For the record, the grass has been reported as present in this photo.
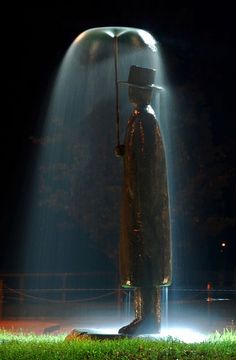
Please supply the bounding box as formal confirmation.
[0,329,235,359]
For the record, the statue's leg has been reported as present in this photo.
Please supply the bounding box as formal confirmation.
[118,286,161,335]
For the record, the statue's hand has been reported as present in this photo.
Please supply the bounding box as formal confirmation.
[114,144,125,157]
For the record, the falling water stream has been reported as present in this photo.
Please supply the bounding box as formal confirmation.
[162,286,169,330]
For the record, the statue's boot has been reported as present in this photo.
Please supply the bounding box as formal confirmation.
[118,287,161,335]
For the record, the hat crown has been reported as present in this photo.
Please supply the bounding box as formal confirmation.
[128,65,156,88]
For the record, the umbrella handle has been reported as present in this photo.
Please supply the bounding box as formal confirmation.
[114,36,120,147]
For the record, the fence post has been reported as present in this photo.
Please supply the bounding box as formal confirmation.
[206,282,212,303]
[0,280,3,320]
[19,275,24,304]
[206,282,212,326]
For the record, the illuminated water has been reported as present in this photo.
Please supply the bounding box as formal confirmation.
[17,27,175,330]
[162,286,169,329]
[21,27,172,274]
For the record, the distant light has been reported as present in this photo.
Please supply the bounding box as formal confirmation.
[221,242,226,247]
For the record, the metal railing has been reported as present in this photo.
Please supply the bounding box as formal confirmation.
[0,273,236,331]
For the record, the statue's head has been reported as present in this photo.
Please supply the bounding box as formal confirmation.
[120,65,160,105]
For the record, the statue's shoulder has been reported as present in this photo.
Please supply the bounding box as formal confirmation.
[144,111,158,125]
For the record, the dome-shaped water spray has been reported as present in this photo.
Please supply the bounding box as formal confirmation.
[23,27,171,335]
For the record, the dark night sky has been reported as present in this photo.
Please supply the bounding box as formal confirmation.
[1,4,235,278]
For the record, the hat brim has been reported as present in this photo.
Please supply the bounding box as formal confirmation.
[119,80,162,90]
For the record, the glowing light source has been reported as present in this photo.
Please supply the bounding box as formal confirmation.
[159,327,208,343]
[86,327,119,335]
[79,326,208,343]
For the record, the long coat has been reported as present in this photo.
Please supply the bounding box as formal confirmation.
[120,104,171,287]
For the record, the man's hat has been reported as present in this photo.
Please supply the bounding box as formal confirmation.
[119,65,162,90]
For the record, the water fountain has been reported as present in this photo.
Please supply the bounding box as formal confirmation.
[23,26,173,338]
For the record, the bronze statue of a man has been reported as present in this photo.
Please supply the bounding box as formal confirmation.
[115,65,171,335]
